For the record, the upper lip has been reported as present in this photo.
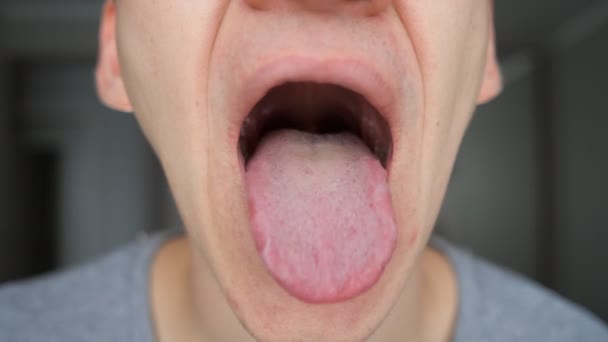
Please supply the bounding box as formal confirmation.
[234,55,398,165]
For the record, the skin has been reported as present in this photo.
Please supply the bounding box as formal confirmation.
[96,0,502,341]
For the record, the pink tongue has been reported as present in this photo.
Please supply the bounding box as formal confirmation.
[246,129,397,303]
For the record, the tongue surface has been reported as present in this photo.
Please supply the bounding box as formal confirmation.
[245,129,397,303]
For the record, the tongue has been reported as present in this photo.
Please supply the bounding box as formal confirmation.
[245,129,397,303]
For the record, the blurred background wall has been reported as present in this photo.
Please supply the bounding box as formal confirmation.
[0,0,606,323]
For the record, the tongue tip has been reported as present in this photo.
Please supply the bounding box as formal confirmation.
[253,218,397,304]
[282,255,394,304]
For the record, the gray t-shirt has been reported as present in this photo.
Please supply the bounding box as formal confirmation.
[1,231,607,341]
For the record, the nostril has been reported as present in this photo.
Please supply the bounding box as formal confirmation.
[244,0,272,11]
[244,0,390,16]
[346,0,390,17]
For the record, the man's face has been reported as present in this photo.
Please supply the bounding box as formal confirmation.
[97,0,500,340]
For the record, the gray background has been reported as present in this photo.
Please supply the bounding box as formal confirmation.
[0,0,606,323]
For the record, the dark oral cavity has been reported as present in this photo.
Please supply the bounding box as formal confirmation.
[241,83,397,303]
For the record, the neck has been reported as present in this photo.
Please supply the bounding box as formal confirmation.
[369,248,457,342]
[151,236,457,342]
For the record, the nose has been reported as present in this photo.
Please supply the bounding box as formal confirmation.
[245,0,390,16]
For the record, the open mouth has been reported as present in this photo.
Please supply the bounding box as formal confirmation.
[240,81,398,304]
[239,82,392,168]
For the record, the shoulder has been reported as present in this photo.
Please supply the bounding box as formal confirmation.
[433,238,608,342]
[472,258,608,342]
[0,233,165,342]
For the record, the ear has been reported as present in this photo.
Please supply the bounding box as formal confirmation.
[477,6,503,104]
[95,0,133,112]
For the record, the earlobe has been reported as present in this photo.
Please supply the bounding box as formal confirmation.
[477,9,503,105]
[95,0,133,113]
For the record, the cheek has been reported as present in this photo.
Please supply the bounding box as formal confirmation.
[115,0,228,132]
[115,1,231,186]
[393,0,490,226]
[114,7,238,262]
